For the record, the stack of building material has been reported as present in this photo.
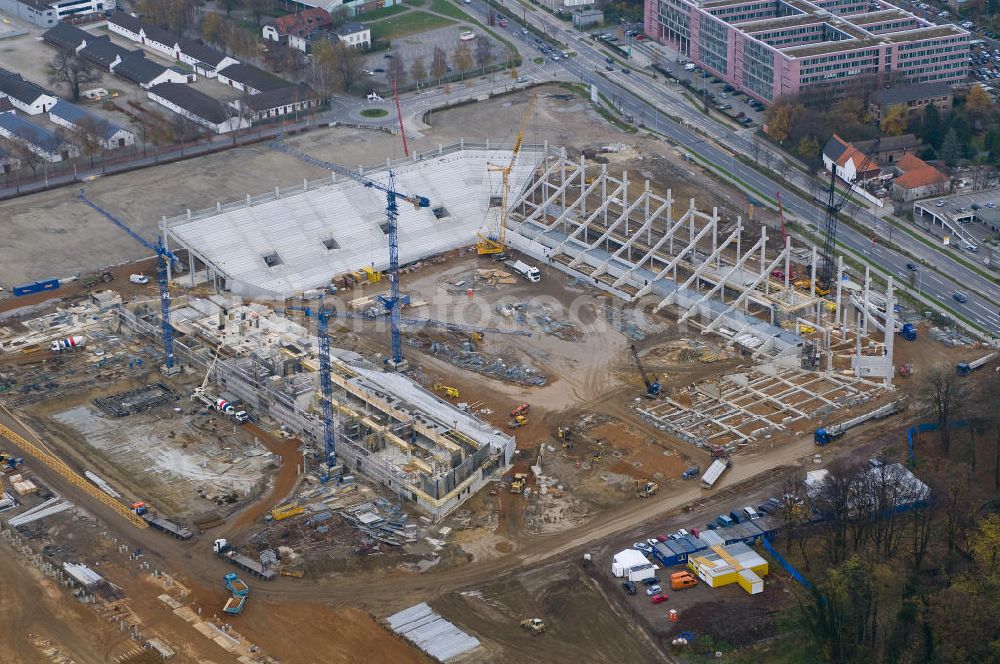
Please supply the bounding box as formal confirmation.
[12,479,37,495]
[386,602,481,661]
[8,497,72,526]
[62,562,103,587]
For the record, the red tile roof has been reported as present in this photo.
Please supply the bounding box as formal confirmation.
[273,8,333,37]
[894,154,948,190]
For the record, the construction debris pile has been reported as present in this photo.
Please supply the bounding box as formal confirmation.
[422,339,548,386]
[495,302,581,341]
[343,499,418,551]
[94,383,178,417]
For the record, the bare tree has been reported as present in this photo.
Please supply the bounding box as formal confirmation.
[431,46,448,84]
[474,38,494,75]
[452,42,473,80]
[47,51,98,102]
[387,52,406,86]
[74,115,110,166]
[246,0,270,26]
[917,363,970,455]
[410,56,427,90]
[12,142,44,179]
[331,41,363,92]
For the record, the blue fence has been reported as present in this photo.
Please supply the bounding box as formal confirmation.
[761,537,813,590]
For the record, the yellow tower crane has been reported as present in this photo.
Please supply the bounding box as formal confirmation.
[477,94,536,255]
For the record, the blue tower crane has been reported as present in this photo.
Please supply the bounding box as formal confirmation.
[270,141,429,370]
[287,300,338,476]
[77,189,179,372]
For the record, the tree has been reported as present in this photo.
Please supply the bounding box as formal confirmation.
[474,38,493,74]
[247,0,270,26]
[452,42,473,80]
[387,52,406,86]
[431,46,448,83]
[219,0,240,16]
[12,141,44,179]
[880,104,909,136]
[202,13,223,45]
[917,363,969,454]
[922,103,944,149]
[74,115,109,167]
[965,84,994,128]
[940,128,963,168]
[310,39,338,97]
[332,41,363,92]
[410,56,427,89]
[46,51,98,103]
[766,102,803,145]
[796,135,819,159]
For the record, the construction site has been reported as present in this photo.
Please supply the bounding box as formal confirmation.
[0,87,990,663]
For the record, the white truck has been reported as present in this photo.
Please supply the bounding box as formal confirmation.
[700,458,730,489]
[510,260,541,283]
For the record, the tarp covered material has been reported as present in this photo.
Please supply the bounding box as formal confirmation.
[164,146,544,298]
[387,602,480,662]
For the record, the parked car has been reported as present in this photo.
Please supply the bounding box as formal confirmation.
[623,580,637,595]
[642,576,661,586]
[129,274,149,284]
[645,585,662,595]
[633,542,653,553]
[650,594,668,604]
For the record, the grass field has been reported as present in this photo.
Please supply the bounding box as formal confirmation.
[370,11,455,40]
[429,0,471,20]
[361,3,412,20]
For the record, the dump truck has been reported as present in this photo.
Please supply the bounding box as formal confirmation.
[957,351,998,377]
[213,539,276,580]
[700,458,730,489]
[510,260,541,283]
[223,595,247,615]
[224,572,249,597]
[814,401,901,445]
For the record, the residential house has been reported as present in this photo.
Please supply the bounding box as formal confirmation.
[176,39,239,78]
[147,83,250,134]
[231,82,322,121]
[0,0,111,28]
[822,134,881,184]
[113,51,193,90]
[0,112,79,162]
[216,63,290,95]
[41,22,91,52]
[0,73,59,115]
[869,82,954,123]
[263,7,334,52]
[334,22,370,49]
[78,36,134,71]
[48,100,135,149]
[891,153,949,201]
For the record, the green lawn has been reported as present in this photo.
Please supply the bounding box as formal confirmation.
[429,0,471,20]
[361,108,390,117]
[371,11,455,40]
[358,3,411,20]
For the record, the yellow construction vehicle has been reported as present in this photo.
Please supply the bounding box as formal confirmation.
[469,331,484,343]
[520,618,546,635]
[636,480,659,497]
[477,95,536,255]
[433,383,460,399]
[793,279,831,297]
[510,473,528,493]
[509,415,528,428]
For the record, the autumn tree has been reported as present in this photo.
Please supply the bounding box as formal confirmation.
[46,51,98,102]
[431,46,448,83]
[965,84,994,129]
[410,56,427,89]
[310,39,338,97]
[765,101,804,145]
[201,12,223,45]
[311,39,363,94]
[474,37,493,74]
[880,104,909,136]
[332,41,364,92]
[387,52,406,86]
[452,42,473,80]
[796,135,819,159]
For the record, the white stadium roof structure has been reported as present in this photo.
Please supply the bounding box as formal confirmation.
[162,143,548,299]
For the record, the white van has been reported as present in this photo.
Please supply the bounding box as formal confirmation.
[743,506,761,520]
[684,63,696,71]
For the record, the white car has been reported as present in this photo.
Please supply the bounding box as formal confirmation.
[367,92,384,102]
[129,274,149,284]
[645,584,662,595]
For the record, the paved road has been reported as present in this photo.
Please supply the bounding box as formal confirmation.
[468,0,1000,336]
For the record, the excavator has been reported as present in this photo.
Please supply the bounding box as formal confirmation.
[433,383,460,399]
[508,403,530,428]
[630,344,661,399]
[477,95,536,255]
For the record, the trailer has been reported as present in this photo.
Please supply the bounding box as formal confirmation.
[213,539,276,580]
[957,351,998,377]
[700,458,730,489]
[12,278,60,297]
[142,512,193,539]
[814,401,901,446]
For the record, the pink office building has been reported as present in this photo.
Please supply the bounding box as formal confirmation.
[644,0,969,102]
